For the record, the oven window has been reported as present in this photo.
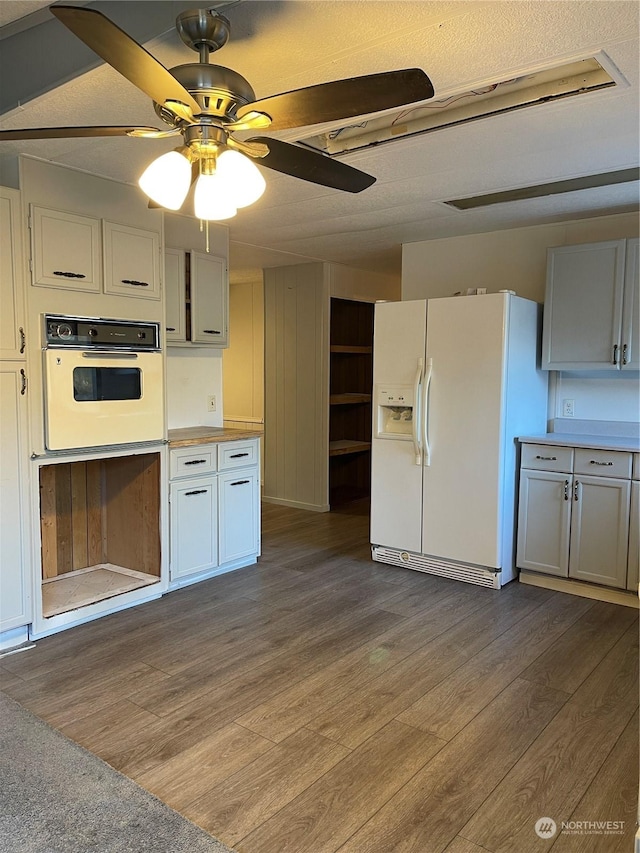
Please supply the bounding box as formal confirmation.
[73,367,142,401]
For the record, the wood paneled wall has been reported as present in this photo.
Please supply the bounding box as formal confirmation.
[39,454,160,579]
[264,264,329,512]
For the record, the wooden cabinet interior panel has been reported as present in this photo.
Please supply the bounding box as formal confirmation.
[39,454,160,580]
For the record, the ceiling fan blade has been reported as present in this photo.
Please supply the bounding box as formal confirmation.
[0,126,163,141]
[238,69,434,131]
[247,137,375,193]
[51,5,202,114]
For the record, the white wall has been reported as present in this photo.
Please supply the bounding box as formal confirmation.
[402,212,640,428]
[223,274,264,423]
[166,348,223,429]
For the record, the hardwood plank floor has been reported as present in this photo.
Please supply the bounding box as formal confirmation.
[1,499,637,853]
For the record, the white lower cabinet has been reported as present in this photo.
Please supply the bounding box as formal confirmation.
[170,477,218,581]
[517,444,633,591]
[628,480,639,592]
[169,438,260,586]
[219,468,260,564]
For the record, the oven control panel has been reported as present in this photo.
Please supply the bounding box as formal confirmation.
[44,314,160,350]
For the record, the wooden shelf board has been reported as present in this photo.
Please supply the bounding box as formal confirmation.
[329,440,372,457]
[330,345,372,354]
[329,393,372,405]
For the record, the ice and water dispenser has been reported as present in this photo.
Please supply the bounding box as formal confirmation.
[374,386,416,439]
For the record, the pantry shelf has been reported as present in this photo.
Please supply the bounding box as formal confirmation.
[330,393,372,405]
[329,439,372,457]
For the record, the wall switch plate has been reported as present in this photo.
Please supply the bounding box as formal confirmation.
[562,398,575,417]
[207,395,216,412]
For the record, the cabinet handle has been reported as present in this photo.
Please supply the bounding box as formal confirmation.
[563,479,570,501]
[19,327,25,354]
[612,344,618,365]
[622,344,628,365]
[184,459,207,465]
[573,480,580,501]
[230,479,250,486]
[121,279,149,287]
[185,489,208,496]
[202,329,221,335]
[535,455,557,461]
[230,452,249,458]
[20,369,26,395]
[53,270,86,279]
[166,327,176,332]
[590,460,613,466]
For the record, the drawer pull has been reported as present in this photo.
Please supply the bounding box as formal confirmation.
[622,344,628,365]
[121,279,149,287]
[185,489,208,496]
[590,460,614,466]
[573,480,580,501]
[184,459,207,465]
[19,327,25,354]
[202,329,221,335]
[230,452,249,458]
[563,479,570,501]
[53,270,86,279]
[230,479,250,486]
[20,369,27,395]
[535,455,557,461]
[166,326,176,332]
[612,344,618,365]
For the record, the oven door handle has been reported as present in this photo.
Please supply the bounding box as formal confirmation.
[81,352,139,359]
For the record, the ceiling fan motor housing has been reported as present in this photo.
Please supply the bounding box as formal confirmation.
[154,63,256,125]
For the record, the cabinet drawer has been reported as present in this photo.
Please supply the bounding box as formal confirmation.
[218,440,258,471]
[574,448,632,479]
[521,444,573,473]
[170,446,217,478]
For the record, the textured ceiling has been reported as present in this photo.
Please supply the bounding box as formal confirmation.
[1,1,638,276]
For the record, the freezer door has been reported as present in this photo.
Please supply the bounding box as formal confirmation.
[370,300,426,551]
[421,294,508,568]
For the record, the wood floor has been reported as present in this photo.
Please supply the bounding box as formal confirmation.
[2,500,638,853]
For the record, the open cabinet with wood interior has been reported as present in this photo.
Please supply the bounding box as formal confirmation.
[329,298,374,507]
[39,453,161,618]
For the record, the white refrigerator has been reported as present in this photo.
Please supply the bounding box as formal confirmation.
[370,293,548,588]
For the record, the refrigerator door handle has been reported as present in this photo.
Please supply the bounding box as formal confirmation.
[422,357,433,466]
[412,358,423,465]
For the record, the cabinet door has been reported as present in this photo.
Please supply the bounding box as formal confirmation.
[30,205,101,292]
[218,468,259,564]
[0,365,31,631]
[627,481,639,592]
[165,248,186,342]
[569,475,630,589]
[190,251,228,346]
[542,241,626,370]
[103,221,161,300]
[170,477,218,580]
[621,238,639,370]
[516,469,571,577]
[0,188,26,359]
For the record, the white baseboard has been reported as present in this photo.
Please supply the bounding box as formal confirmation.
[262,495,330,513]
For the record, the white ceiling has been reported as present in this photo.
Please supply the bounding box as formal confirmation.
[1,1,638,276]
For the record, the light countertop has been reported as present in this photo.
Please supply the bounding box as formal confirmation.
[519,434,640,453]
[168,426,263,447]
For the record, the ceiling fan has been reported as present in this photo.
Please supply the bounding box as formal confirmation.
[0,5,435,218]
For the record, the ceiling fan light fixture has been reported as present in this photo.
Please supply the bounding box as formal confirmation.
[216,149,266,208]
[138,149,192,210]
[194,172,237,220]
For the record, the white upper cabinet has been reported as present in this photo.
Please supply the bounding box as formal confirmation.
[30,205,101,293]
[0,188,26,359]
[164,248,187,342]
[542,239,638,370]
[103,220,160,300]
[190,251,228,346]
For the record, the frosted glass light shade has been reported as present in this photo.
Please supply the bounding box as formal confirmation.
[138,151,191,210]
[194,173,237,220]
[216,149,266,208]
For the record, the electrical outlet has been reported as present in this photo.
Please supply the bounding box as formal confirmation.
[562,398,575,417]
[207,395,216,412]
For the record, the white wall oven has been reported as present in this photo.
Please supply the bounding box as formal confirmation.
[43,314,164,451]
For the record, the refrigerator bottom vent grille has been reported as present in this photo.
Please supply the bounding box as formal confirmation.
[372,547,501,589]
